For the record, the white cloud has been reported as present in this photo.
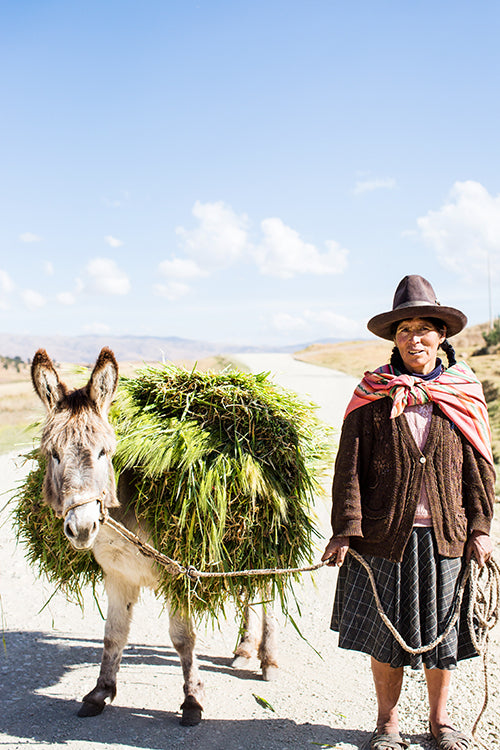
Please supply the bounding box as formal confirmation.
[22,289,46,310]
[44,261,54,276]
[158,257,207,280]
[353,178,396,195]
[0,270,14,310]
[176,200,249,268]
[174,199,349,282]
[416,181,500,279]
[254,218,349,278]
[271,308,364,339]
[19,232,42,243]
[101,190,130,208]
[82,322,111,334]
[271,312,308,333]
[154,257,207,299]
[0,270,14,294]
[105,235,124,248]
[154,281,191,301]
[304,309,365,338]
[57,292,76,305]
[85,257,131,295]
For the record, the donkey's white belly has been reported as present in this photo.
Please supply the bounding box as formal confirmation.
[92,525,160,590]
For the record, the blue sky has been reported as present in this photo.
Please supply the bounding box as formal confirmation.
[1,1,500,347]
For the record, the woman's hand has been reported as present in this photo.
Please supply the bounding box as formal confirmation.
[465,530,493,567]
[322,535,349,567]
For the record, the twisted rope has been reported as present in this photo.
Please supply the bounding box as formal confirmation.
[101,511,191,577]
[99,506,330,578]
[467,557,500,748]
[96,505,499,747]
[347,548,470,656]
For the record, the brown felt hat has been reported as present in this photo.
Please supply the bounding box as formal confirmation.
[367,275,467,341]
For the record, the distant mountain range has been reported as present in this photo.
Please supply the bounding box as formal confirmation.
[5,327,483,365]
[0,333,331,364]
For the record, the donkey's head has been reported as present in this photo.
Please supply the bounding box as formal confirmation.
[31,347,119,549]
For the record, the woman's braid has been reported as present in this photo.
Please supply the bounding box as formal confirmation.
[390,346,406,372]
[440,339,457,367]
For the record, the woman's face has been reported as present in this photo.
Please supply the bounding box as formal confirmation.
[394,317,446,375]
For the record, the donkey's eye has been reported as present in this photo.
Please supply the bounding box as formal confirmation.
[51,449,60,463]
[98,448,106,459]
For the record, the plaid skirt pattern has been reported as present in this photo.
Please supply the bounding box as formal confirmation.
[331,527,478,670]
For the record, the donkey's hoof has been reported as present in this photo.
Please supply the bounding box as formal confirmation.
[77,700,105,717]
[232,654,253,669]
[78,684,115,717]
[180,695,203,726]
[261,664,279,682]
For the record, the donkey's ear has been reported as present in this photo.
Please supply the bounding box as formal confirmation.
[87,348,119,416]
[31,349,66,412]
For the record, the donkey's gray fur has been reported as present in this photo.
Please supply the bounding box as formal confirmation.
[31,347,278,724]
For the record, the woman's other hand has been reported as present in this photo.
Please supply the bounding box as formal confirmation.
[322,535,350,567]
[465,530,493,567]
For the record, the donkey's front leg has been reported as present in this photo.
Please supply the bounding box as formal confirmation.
[78,576,139,717]
[168,609,204,726]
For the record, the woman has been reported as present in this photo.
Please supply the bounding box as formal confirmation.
[322,275,495,750]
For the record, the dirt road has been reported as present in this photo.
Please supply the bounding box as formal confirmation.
[0,354,498,750]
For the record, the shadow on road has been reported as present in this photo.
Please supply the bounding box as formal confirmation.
[0,629,368,749]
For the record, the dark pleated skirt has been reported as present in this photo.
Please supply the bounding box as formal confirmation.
[331,527,478,670]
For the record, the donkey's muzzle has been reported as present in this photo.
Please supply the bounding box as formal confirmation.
[63,497,102,549]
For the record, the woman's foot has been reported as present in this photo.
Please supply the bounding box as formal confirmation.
[429,723,470,749]
[370,658,405,747]
[369,730,409,749]
[425,667,468,748]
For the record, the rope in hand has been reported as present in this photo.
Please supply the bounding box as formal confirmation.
[99,505,331,578]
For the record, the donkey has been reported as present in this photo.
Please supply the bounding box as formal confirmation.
[31,347,278,724]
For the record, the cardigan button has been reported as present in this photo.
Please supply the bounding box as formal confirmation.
[419,456,426,464]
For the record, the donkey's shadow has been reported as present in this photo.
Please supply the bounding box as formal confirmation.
[0,629,368,749]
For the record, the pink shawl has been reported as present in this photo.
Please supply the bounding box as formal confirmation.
[344,361,493,464]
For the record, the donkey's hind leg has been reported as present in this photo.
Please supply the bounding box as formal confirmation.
[259,600,279,681]
[78,576,139,717]
[232,600,261,668]
[168,609,204,726]
[232,586,278,681]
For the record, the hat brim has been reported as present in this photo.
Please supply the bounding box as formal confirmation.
[367,304,467,341]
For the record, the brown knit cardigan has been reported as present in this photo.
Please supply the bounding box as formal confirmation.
[331,398,495,562]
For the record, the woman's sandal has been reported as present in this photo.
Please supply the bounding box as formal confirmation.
[429,725,470,750]
[369,731,410,749]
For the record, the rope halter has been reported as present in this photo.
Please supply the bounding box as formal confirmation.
[62,489,107,521]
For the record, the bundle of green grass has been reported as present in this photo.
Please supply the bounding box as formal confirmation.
[14,365,333,619]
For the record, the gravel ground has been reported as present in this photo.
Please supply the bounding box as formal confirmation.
[0,353,498,750]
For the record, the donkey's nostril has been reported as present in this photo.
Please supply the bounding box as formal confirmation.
[65,524,75,538]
